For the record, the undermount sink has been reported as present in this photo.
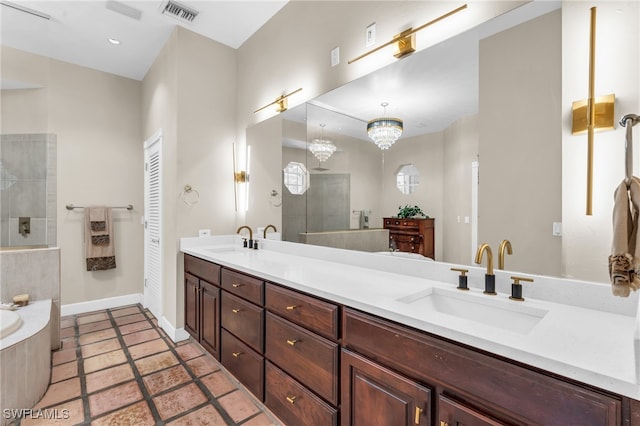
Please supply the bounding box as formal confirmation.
[202,246,249,254]
[396,287,548,334]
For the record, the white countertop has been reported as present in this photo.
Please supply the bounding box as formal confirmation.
[181,235,640,400]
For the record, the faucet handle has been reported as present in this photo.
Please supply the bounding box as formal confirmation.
[509,276,534,301]
[450,268,469,291]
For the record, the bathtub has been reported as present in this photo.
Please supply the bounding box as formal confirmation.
[0,310,22,339]
[0,300,52,426]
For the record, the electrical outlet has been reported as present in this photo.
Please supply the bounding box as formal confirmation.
[198,229,211,237]
[331,47,340,67]
[366,23,376,47]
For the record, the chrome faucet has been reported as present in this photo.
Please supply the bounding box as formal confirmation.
[236,225,254,248]
[475,243,496,295]
[498,239,512,270]
[263,224,277,239]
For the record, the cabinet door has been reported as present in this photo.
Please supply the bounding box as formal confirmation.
[184,273,199,339]
[439,395,507,426]
[200,281,220,360]
[341,349,431,426]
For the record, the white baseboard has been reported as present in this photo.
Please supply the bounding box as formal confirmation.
[61,293,143,316]
[160,315,190,343]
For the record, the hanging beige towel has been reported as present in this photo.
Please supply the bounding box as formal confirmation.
[609,177,640,297]
[85,206,116,271]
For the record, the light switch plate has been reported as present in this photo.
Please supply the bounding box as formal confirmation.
[552,222,562,236]
[366,23,376,47]
[331,47,340,67]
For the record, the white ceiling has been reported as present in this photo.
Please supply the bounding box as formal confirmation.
[0,0,288,82]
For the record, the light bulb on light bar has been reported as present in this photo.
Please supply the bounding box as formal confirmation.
[108,38,121,45]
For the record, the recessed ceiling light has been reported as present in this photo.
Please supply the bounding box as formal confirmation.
[108,38,121,45]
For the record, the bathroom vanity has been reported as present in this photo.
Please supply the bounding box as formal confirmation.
[181,236,640,425]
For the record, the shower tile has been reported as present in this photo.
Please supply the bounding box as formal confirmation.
[9,180,47,217]
[128,338,170,360]
[85,363,135,394]
[152,382,207,420]
[91,400,155,426]
[218,390,261,423]
[134,351,179,376]
[84,349,127,374]
[51,360,78,383]
[89,380,143,417]
[167,404,226,425]
[142,365,192,396]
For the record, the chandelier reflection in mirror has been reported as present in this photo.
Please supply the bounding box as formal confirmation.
[367,102,403,150]
[308,123,336,162]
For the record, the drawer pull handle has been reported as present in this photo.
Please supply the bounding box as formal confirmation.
[286,339,299,346]
[285,305,297,310]
[232,351,242,358]
[286,396,297,404]
[232,308,242,314]
[415,407,423,424]
[439,422,448,426]
[232,283,243,288]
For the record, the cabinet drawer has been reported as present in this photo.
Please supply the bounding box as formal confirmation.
[184,254,220,285]
[265,312,339,405]
[265,361,337,426]
[265,283,339,341]
[221,291,264,353]
[439,394,507,426]
[391,234,421,243]
[221,329,264,401]
[343,308,621,425]
[221,268,264,305]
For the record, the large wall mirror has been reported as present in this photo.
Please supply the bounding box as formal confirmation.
[247,0,639,284]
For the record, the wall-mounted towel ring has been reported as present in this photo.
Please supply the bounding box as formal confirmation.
[181,185,200,206]
[269,189,282,207]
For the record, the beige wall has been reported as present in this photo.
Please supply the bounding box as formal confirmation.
[141,27,236,330]
[1,46,143,305]
[479,9,562,276]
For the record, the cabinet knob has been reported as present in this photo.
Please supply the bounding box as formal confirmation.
[286,396,297,404]
[232,308,242,314]
[232,283,243,288]
[285,305,297,311]
[286,339,299,346]
[232,351,242,358]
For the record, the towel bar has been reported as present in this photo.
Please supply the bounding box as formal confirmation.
[66,204,133,211]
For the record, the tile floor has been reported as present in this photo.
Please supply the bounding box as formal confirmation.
[12,304,284,425]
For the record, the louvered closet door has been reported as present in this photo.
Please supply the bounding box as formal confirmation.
[144,130,163,322]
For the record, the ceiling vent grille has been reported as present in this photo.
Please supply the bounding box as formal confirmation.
[161,1,198,23]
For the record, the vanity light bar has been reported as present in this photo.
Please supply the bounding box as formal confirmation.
[348,4,467,64]
[253,88,303,114]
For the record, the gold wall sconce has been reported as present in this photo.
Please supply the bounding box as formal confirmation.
[233,143,251,212]
[571,7,615,215]
[253,88,303,114]
[348,4,467,64]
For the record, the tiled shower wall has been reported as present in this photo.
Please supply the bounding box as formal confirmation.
[0,133,57,247]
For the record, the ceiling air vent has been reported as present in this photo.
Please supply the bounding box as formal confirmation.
[161,0,199,23]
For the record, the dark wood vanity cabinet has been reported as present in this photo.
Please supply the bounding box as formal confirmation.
[342,307,623,426]
[341,349,432,426]
[384,217,435,258]
[219,267,265,401]
[184,255,221,360]
[264,283,340,425]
